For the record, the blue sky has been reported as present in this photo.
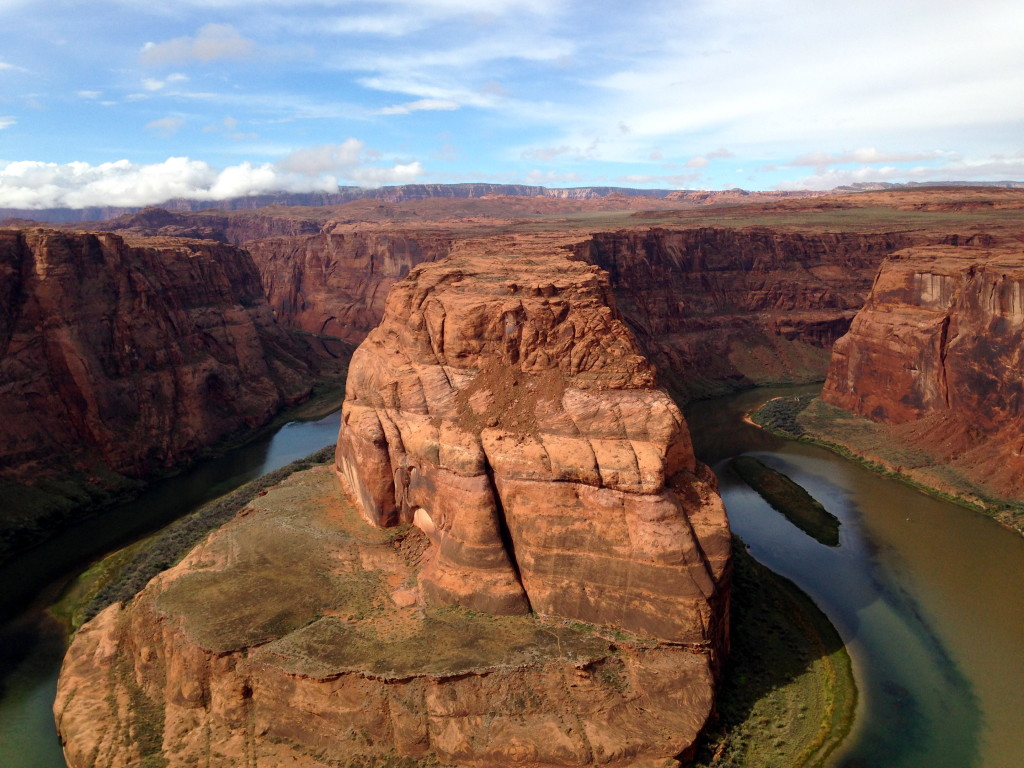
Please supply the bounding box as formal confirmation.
[1,0,1022,208]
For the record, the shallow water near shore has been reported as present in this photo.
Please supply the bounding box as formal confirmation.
[686,385,1024,768]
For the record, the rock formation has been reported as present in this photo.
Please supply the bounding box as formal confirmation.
[247,227,453,342]
[0,228,314,559]
[56,248,731,767]
[336,246,731,647]
[822,245,1024,500]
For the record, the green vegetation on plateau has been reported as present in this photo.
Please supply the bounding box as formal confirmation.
[731,455,841,546]
[694,541,856,768]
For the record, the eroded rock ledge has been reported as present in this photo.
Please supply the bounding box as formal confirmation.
[56,250,730,767]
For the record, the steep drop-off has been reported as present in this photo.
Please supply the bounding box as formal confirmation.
[247,226,453,342]
[0,228,315,558]
[573,228,913,399]
[821,245,1024,503]
[56,248,730,767]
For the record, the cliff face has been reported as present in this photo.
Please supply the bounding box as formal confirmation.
[0,229,314,554]
[56,248,730,768]
[247,226,453,342]
[574,227,913,399]
[822,245,1024,499]
[336,247,731,647]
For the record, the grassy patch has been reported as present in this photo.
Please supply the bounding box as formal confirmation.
[53,446,336,633]
[731,456,841,547]
[693,540,856,768]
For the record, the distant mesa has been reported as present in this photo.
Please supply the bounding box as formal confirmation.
[55,247,732,767]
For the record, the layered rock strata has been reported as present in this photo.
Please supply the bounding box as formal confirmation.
[247,227,453,342]
[574,227,914,399]
[0,229,313,556]
[822,245,1024,500]
[336,248,731,648]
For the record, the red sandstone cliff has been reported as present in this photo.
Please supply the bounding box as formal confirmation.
[574,228,914,399]
[336,244,731,648]
[246,225,453,342]
[822,245,1024,500]
[0,228,315,557]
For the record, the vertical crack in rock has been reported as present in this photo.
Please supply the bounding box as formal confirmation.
[481,452,533,614]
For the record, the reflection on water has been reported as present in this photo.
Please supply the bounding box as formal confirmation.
[687,387,1024,768]
[0,410,341,768]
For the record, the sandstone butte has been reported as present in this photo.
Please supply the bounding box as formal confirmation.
[0,228,315,559]
[822,244,1024,501]
[55,247,732,768]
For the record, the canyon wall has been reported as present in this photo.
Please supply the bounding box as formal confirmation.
[246,226,454,342]
[574,227,913,399]
[0,228,315,557]
[822,245,1024,500]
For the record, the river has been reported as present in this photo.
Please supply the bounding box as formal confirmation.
[686,385,1024,768]
[2,387,1022,767]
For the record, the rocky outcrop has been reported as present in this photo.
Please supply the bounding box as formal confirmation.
[822,245,1024,500]
[0,228,314,557]
[337,247,731,649]
[574,227,914,399]
[56,248,730,767]
[56,466,718,768]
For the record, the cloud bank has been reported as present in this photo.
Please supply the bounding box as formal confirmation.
[0,141,424,209]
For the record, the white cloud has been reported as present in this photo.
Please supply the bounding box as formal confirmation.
[146,116,185,137]
[140,24,255,65]
[0,116,15,129]
[525,169,581,184]
[788,147,953,168]
[0,143,425,208]
[376,98,460,115]
[77,90,102,99]
[776,154,1024,190]
[276,139,373,175]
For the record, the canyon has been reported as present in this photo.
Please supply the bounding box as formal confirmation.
[55,246,731,767]
[0,184,1020,767]
[0,228,321,561]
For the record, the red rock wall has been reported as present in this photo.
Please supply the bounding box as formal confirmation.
[574,227,914,399]
[335,248,731,651]
[246,226,453,343]
[0,228,313,494]
[822,245,1024,498]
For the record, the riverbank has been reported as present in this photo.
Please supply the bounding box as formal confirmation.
[0,334,351,569]
[693,541,856,768]
[753,394,1024,536]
